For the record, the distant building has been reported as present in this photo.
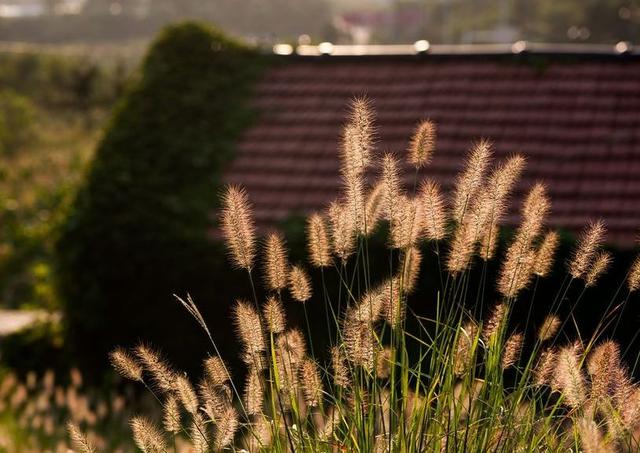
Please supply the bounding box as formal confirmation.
[0,0,86,17]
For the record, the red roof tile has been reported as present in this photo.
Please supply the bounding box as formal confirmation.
[223,56,640,246]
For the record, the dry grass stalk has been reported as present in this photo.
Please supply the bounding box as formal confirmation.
[109,347,143,382]
[569,220,606,279]
[585,251,612,287]
[67,422,96,453]
[264,232,289,291]
[263,296,286,334]
[533,231,560,277]
[418,180,447,241]
[538,315,561,342]
[130,416,168,453]
[408,119,436,168]
[502,332,524,369]
[307,213,332,267]
[452,139,492,223]
[220,185,256,270]
[289,264,312,303]
[234,300,266,358]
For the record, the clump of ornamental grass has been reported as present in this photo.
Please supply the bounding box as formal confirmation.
[84,98,640,452]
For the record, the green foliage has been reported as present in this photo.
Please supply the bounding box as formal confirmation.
[55,22,269,377]
[0,90,36,155]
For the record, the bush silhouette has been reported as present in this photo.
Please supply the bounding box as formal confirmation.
[55,22,268,377]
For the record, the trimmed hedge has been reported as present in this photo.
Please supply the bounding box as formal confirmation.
[55,22,269,376]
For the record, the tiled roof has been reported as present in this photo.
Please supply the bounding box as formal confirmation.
[223,54,640,246]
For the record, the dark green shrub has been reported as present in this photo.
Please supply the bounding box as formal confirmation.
[0,90,36,154]
[55,22,268,377]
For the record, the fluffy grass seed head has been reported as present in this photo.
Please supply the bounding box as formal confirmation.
[381,153,402,221]
[135,344,177,393]
[518,182,550,244]
[401,247,422,294]
[331,346,350,388]
[538,314,561,341]
[307,213,332,267]
[585,251,612,287]
[109,347,143,382]
[587,340,628,400]
[67,422,96,453]
[390,196,423,250]
[220,185,256,271]
[569,220,606,279]
[203,356,230,387]
[476,155,525,260]
[289,264,312,303]
[533,347,557,387]
[482,303,507,343]
[372,348,391,380]
[162,395,181,434]
[214,406,239,449]
[191,413,209,453]
[628,256,640,292]
[379,277,405,327]
[131,416,168,453]
[447,220,476,274]
[578,417,612,453]
[328,201,356,262]
[552,343,587,408]
[263,296,286,334]
[300,358,323,407]
[533,231,560,277]
[452,139,492,223]
[502,332,524,369]
[234,299,266,357]
[340,97,374,177]
[408,119,436,168]
[344,320,377,372]
[453,322,478,377]
[244,367,264,415]
[419,180,447,241]
[264,232,289,291]
[174,375,198,415]
[365,182,384,233]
